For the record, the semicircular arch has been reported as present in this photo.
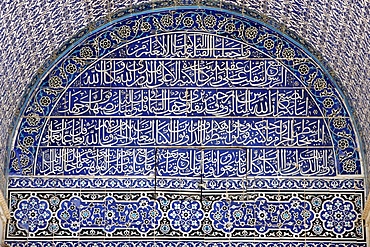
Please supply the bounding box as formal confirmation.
[5,5,365,247]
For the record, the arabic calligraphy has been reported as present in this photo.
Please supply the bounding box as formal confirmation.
[76,59,285,88]
[41,118,329,147]
[36,148,335,176]
[121,33,253,58]
[55,88,318,117]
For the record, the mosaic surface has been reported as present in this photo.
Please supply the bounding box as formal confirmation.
[4,4,367,247]
[0,0,369,198]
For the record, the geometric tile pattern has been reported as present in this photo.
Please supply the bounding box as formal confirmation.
[7,192,363,239]
[1,2,368,247]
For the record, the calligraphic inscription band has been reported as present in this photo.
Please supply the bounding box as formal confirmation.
[6,6,365,247]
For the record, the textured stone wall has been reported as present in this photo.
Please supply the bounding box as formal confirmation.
[0,0,369,192]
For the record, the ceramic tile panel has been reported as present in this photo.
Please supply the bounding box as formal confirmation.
[0,0,369,188]
[4,5,366,246]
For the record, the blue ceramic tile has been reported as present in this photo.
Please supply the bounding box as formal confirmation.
[4,4,366,247]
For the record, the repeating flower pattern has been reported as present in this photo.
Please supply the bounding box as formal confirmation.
[204,15,216,28]
[168,200,204,233]
[100,38,111,49]
[117,25,131,38]
[48,76,63,88]
[80,47,93,58]
[10,192,363,241]
[320,198,357,234]
[313,78,326,91]
[343,160,357,173]
[57,197,162,233]
[282,48,295,59]
[333,118,347,129]
[264,39,274,50]
[65,64,77,74]
[14,196,52,232]
[210,197,313,234]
